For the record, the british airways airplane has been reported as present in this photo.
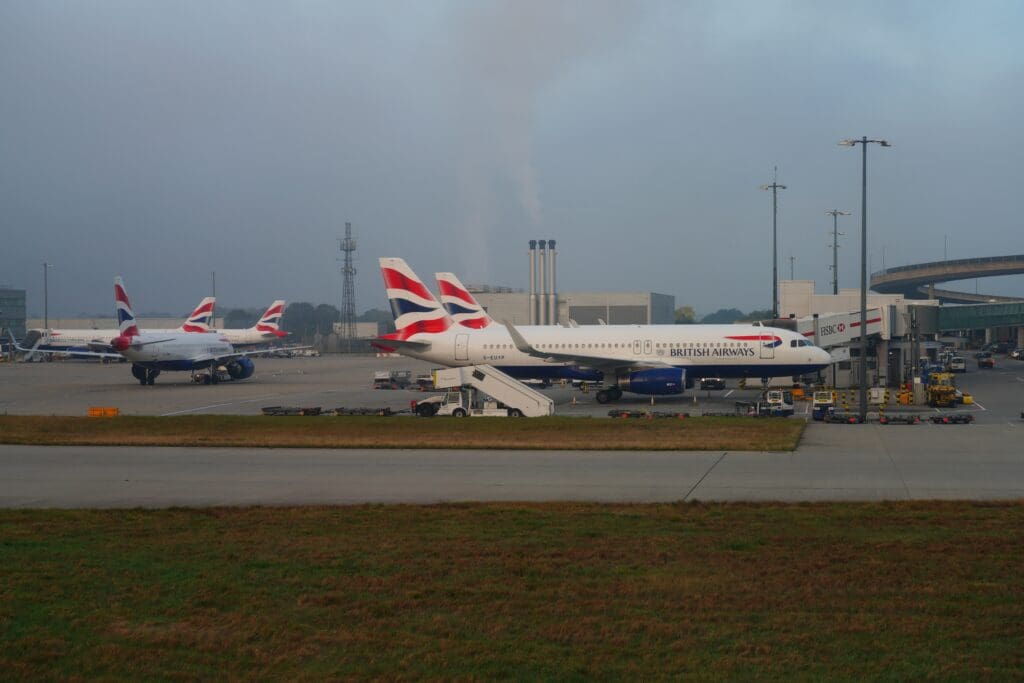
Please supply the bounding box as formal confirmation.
[212,300,290,347]
[378,258,831,404]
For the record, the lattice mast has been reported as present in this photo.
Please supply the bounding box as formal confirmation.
[339,222,357,349]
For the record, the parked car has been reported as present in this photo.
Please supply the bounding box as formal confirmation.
[948,357,966,372]
[977,352,995,369]
[1009,348,1024,360]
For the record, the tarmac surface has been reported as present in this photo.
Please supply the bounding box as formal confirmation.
[1,353,1023,507]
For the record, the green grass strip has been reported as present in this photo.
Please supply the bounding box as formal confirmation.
[0,415,804,451]
[1,502,1022,680]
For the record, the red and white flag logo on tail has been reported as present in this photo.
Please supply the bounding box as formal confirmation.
[378,258,451,342]
[255,300,288,337]
[114,276,139,337]
[435,272,492,329]
[181,297,216,332]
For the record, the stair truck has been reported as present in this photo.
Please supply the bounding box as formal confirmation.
[412,365,554,417]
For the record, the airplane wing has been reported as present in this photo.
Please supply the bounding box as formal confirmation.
[503,321,680,374]
[202,344,313,364]
[371,338,432,353]
[7,332,122,360]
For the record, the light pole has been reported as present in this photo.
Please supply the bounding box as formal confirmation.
[826,210,850,295]
[760,169,786,319]
[839,136,890,421]
[42,262,53,329]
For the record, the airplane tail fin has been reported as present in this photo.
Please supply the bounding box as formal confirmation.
[114,276,139,338]
[254,300,288,338]
[378,258,452,342]
[180,297,216,332]
[435,272,492,329]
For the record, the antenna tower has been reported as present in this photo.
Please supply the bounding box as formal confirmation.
[339,222,357,349]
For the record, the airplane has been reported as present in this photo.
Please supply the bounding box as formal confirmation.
[379,258,832,403]
[210,301,290,347]
[12,278,261,385]
[25,296,217,356]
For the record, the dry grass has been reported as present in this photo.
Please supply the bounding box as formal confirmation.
[1,503,1022,679]
[0,415,805,451]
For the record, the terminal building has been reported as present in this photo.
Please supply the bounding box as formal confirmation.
[0,288,27,338]
[780,280,1024,389]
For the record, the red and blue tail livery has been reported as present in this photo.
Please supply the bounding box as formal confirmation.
[378,258,452,341]
[255,300,288,338]
[114,276,139,338]
[180,297,216,332]
[435,272,492,329]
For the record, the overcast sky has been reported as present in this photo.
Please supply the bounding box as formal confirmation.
[3,1,1022,318]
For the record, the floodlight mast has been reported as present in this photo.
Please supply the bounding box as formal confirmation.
[760,168,787,319]
[826,210,850,295]
[838,136,891,421]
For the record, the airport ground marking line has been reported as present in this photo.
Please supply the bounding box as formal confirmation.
[160,393,280,416]
[972,400,987,411]
[683,451,727,502]
[723,390,734,398]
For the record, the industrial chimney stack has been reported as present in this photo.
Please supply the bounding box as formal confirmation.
[548,239,557,325]
[527,239,559,325]
[528,240,537,325]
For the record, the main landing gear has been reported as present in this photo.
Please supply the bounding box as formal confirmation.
[595,386,623,404]
[131,364,160,386]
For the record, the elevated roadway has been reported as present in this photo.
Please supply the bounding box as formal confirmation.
[871,254,1024,304]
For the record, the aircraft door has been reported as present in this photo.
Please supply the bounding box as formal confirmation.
[632,339,642,355]
[455,334,469,361]
[644,339,652,355]
[760,335,775,360]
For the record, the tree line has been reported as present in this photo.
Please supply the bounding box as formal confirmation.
[674,307,775,324]
[219,305,394,342]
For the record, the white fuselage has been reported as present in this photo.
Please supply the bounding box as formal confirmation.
[393,323,831,381]
[34,328,188,351]
[119,332,233,369]
[213,328,280,347]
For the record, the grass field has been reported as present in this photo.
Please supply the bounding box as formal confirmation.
[0,415,805,451]
[1,503,1022,680]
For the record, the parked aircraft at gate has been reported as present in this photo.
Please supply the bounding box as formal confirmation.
[379,258,831,403]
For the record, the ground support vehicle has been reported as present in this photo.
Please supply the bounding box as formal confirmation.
[415,387,520,417]
[811,390,836,421]
[414,365,554,417]
[878,413,920,425]
[761,389,795,416]
[977,353,995,369]
[948,357,966,372]
[373,370,412,389]
[926,372,961,408]
[930,413,974,424]
[823,412,865,424]
[699,378,725,391]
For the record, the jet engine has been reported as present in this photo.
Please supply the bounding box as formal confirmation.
[226,357,255,380]
[617,368,687,395]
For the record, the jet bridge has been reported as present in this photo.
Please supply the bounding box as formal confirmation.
[432,364,555,417]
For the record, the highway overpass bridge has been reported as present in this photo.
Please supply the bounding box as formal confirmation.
[871,254,1024,304]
